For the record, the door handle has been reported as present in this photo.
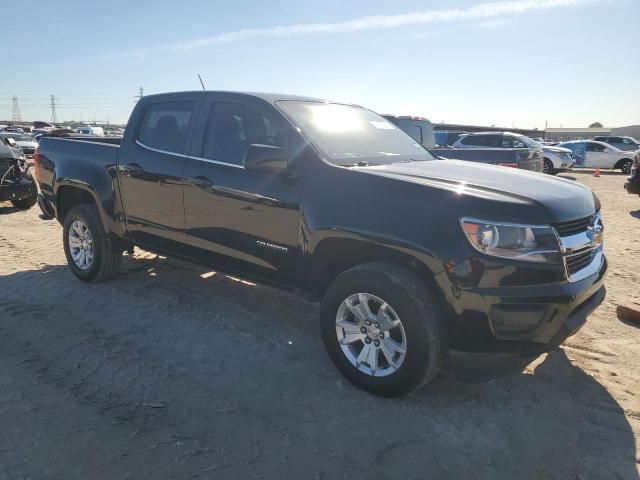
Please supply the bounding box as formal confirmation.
[190,176,214,188]
[120,163,143,177]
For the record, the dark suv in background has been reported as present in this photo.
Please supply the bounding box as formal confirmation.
[594,136,640,152]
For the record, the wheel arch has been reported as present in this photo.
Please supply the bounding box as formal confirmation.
[614,157,633,170]
[305,236,443,302]
[56,183,98,224]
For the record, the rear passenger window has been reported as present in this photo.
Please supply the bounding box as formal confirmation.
[138,101,195,153]
[203,102,286,165]
[461,135,485,146]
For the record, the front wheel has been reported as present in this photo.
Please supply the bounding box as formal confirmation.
[543,158,555,175]
[321,263,446,397]
[63,204,123,282]
[10,173,37,210]
[620,159,632,175]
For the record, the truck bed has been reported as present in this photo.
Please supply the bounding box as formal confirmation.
[37,137,121,210]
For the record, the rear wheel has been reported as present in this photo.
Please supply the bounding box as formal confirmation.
[543,158,555,175]
[321,263,446,397]
[63,204,123,282]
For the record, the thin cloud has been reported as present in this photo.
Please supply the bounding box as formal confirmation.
[108,0,600,59]
[477,18,513,28]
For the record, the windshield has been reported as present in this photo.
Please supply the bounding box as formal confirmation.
[1,133,32,142]
[514,134,541,148]
[277,101,434,166]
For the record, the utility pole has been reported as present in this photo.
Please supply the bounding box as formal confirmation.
[50,95,58,124]
[11,96,22,123]
[137,86,144,99]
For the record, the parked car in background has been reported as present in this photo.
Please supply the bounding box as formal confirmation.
[36,90,607,397]
[0,136,37,209]
[382,115,436,148]
[434,130,465,147]
[0,132,38,157]
[75,126,105,136]
[557,140,634,174]
[1,126,25,133]
[594,136,640,152]
[445,131,543,172]
[451,132,573,175]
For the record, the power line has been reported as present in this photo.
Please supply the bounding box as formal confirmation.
[11,96,22,123]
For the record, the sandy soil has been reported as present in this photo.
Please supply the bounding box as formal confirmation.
[0,170,638,479]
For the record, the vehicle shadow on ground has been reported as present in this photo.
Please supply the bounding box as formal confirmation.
[630,210,640,220]
[1,257,638,479]
[0,202,20,215]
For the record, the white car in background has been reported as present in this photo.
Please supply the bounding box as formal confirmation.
[0,132,38,157]
[557,140,635,174]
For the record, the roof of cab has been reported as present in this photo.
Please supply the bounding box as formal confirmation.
[140,90,354,105]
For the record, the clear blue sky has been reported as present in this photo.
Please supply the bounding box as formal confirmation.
[1,0,638,128]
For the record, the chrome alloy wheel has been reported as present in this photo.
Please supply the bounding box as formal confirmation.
[68,220,94,270]
[335,293,407,377]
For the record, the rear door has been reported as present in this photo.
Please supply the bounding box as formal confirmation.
[182,94,303,285]
[118,95,201,249]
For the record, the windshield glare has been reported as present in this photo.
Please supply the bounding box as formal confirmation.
[277,101,434,165]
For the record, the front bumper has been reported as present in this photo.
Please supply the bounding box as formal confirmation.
[0,176,35,202]
[445,253,607,356]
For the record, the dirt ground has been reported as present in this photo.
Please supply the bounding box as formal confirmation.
[0,170,638,479]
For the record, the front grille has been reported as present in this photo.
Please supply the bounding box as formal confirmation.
[553,215,593,236]
[566,248,596,276]
[20,147,35,155]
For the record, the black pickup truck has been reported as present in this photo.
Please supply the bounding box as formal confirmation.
[36,91,607,397]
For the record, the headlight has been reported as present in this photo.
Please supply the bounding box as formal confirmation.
[460,218,562,263]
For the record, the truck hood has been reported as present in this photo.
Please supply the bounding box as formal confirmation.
[363,159,597,222]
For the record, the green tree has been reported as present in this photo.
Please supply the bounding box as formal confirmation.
[589,122,603,128]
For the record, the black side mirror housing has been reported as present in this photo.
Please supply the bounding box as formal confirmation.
[243,144,288,174]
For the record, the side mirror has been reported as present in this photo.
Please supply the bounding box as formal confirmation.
[243,144,288,174]
[5,137,17,147]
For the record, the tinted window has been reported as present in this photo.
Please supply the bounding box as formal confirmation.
[138,101,195,153]
[204,101,285,166]
[501,135,526,148]
[587,142,606,152]
[483,135,502,148]
[461,135,486,146]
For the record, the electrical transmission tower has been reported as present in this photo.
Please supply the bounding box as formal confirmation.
[11,96,22,123]
[50,95,58,124]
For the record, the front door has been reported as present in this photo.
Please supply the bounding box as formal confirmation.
[585,142,613,168]
[182,95,303,285]
[118,97,200,249]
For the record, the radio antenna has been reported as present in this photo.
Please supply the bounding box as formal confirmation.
[197,74,206,91]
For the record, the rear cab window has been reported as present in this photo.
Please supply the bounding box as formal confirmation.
[138,100,196,153]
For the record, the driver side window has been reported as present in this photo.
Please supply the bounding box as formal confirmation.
[203,102,286,166]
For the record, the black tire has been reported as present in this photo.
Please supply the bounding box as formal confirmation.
[543,158,555,175]
[620,159,632,175]
[320,263,446,397]
[63,204,123,282]
[10,173,38,210]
